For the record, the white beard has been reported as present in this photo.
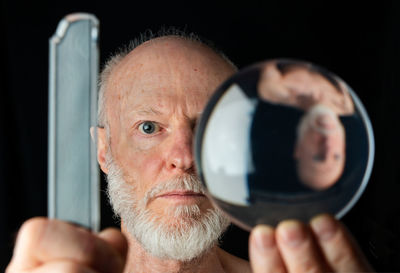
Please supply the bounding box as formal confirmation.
[105,152,230,261]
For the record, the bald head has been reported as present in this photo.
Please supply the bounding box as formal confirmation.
[98,35,237,130]
[95,35,237,176]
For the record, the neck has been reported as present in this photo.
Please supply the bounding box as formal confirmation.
[121,223,229,273]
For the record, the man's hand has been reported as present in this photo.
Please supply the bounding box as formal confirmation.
[249,214,373,273]
[6,217,127,273]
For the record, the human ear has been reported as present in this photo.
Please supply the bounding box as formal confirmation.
[91,127,109,174]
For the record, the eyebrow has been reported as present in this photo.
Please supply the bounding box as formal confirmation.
[131,107,163,116]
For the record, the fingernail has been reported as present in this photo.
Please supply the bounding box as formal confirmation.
[278,220,306,247]
[310,214,337,241]
[253,225,275,252]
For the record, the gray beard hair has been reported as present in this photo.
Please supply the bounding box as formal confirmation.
[105,152,230,261]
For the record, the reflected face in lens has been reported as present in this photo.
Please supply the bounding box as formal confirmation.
[257,61,354,115]
[294,105,346,190]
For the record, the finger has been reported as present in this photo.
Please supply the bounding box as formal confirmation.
[249,225,286,273]
[11,260,98,273]
[310,214,374,272]
[8,218,125,273]
[276,220,329,273]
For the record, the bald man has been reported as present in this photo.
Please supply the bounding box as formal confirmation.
[7,32,372,273]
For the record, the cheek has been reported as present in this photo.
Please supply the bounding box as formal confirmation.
[302,132,319,150]
[129,136,164,151]
[114,136,165,188]
[331,134,345,151]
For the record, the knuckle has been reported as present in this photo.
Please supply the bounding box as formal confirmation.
[268,267,286,273]
[330,249,354,267]
[15,217,50,249]
[292,259,323,273]
[329,230,358,265]
[61,261,88,273]
[19,217,48,238]
[48,260,94,273]
[5,264,16,273]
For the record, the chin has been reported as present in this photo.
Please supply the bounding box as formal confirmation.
[305,178,337,190]
[158,206,217,230]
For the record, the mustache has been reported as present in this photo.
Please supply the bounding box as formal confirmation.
[142,173,206,206]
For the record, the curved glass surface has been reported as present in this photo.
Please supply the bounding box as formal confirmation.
[195,59,374,229]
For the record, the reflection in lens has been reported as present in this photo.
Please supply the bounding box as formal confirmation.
[195,59,374,229]
[294,104,346,190]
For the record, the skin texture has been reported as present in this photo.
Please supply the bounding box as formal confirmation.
[249,214,373,273]
[98,37,247,272]
[7,218,128,273]
[97,37,236,225]
[294,107,346,190]
[6,37,373,273]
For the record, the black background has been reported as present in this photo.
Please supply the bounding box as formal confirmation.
[1,0,400,271]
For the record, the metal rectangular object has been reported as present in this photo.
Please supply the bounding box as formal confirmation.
[48,13,100,231]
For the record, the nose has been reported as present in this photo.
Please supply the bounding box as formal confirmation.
[165,125,194,173]
[315,136,330,162]
[316,113,336,131]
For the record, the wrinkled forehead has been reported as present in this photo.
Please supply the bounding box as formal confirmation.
[106,38,235,118]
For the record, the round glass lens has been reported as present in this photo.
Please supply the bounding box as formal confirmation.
[195,59,374,229]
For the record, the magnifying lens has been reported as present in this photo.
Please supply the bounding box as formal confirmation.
[195,59,374,230]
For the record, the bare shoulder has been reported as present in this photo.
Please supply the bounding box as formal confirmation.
[217,247,251,273]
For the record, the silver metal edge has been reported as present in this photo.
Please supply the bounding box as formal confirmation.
[64,13,99,25]
[52,13,99,43]
[48,34,57,219]
[89,17,100,232]
[335,87,375,219]
[48,13,101,229]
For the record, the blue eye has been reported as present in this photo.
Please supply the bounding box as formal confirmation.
[139,121,159,135]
